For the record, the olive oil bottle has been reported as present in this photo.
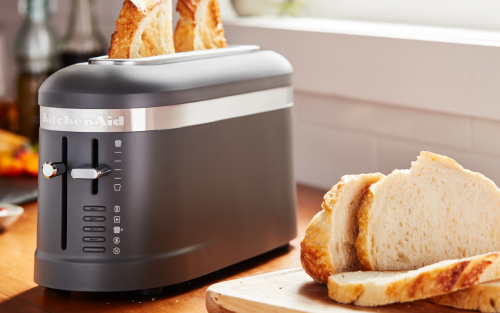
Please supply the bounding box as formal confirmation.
[15,0,59,143]
[61,0,107,67]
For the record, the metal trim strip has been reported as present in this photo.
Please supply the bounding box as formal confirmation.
[88,45,261,66]
[40,86,292,133]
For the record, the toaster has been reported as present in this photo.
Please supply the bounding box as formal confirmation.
[34,46,297,292]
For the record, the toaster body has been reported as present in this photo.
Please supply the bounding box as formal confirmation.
[35,46,297,292]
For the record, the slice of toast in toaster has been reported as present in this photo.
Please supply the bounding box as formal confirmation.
[108,0,175,59]
[174,0,227,52]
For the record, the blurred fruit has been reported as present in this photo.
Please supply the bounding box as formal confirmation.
[0,155,24,176]
[0,129,29,154]
[0,129,38,177]
[20,151,38,177]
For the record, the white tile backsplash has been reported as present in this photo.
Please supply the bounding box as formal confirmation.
[295,91,470,150]
[293,95,500,189]
[472,117,500,156]
[294,121,374,189]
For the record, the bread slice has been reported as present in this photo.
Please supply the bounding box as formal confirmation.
[356,151,500,271]
[174,0,227,52]
[430,280,500,312]
[300,174,384,284]
[328,252,500,306]
[108,0,175,59]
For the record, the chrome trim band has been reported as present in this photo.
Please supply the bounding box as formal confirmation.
[88,45,260,66]
[40,86,292,133]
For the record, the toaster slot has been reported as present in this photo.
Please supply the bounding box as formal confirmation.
[61,136,68,250]
[91,139,98,195]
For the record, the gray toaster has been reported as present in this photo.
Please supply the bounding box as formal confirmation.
[34,46,297,293]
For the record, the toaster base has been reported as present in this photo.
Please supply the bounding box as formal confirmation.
[34,241,292,292]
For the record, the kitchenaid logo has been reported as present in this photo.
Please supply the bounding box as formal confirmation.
[42,113,124,126]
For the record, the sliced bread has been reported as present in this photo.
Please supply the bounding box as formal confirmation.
[174,0,227,52]
[328,252,500,306]
[300,173,384,284]
[430,280,500,312]
[356,151,500,271]
[108,0,175,59]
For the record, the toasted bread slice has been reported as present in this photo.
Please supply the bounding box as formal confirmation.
[300,174,384,285]
[328,252,500,306]
[356,151,500,271]
[174,0,227,52]
[430,280,500,312]
[108,0,175,59]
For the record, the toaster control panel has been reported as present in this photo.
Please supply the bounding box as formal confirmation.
[80,138,124,254]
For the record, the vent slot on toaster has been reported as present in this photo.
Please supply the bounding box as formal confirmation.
[91,139,98,195]
[61,137,68,250]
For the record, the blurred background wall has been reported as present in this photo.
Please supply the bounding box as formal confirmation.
[2,0,500,191]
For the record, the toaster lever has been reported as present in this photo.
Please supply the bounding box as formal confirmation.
[42,162,66,179]
[71,165,111,180]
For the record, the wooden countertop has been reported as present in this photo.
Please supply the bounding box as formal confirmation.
[0,184,325,313]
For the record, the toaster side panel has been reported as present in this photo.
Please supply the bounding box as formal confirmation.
[35,107,297,291]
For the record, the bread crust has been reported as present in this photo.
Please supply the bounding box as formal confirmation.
[355,180,383,271]
[300,174,384,284]
[430,280,500,312]
[300,210,334,285]
[108,0,175,59]
[174,0,227,52]
[328,252,500,306]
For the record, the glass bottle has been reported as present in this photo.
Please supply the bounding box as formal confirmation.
[61,0,107,67]
[15,0,59,143]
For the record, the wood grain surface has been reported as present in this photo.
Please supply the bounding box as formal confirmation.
[0,184,326,313]
[206,268,467,313]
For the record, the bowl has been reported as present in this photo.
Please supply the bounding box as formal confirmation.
[0,203,24,232]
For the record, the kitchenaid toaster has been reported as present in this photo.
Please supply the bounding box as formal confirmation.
[35,46,297,292]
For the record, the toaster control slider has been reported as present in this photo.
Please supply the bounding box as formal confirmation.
[42,162,66,179]
[71,165,111,179]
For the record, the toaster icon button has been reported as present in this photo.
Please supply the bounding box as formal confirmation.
[114,206,120,212]
[113,226,121,234]
[83,227,105,232]
[83,206,105,211]
[114,184,121,191]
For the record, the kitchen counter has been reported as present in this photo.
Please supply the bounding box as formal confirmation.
[0,184,325,313]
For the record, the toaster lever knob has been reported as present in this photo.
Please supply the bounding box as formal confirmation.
[71,165,111,180]
[42,162,66,179]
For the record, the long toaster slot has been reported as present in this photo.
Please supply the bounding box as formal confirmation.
[61,136,68,250]
[91,139,98,195]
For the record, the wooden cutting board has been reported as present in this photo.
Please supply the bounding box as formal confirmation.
[206,268,466,313]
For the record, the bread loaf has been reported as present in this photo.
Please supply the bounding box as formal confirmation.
[356,151,500,271]
[328,252,500,306]
[300,174,384,284]
[108,0,175,59]
[174,0,227,52]
[430,280,500,312]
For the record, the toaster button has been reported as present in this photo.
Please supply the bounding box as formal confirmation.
[83,237,106,242]
[83,247,105,253]
[83,227,106,232]
[83,216,106,222]
[84,206,105,211]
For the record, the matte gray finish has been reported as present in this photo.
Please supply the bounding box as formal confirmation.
[35,108,297,292]
[39,51,293,109]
